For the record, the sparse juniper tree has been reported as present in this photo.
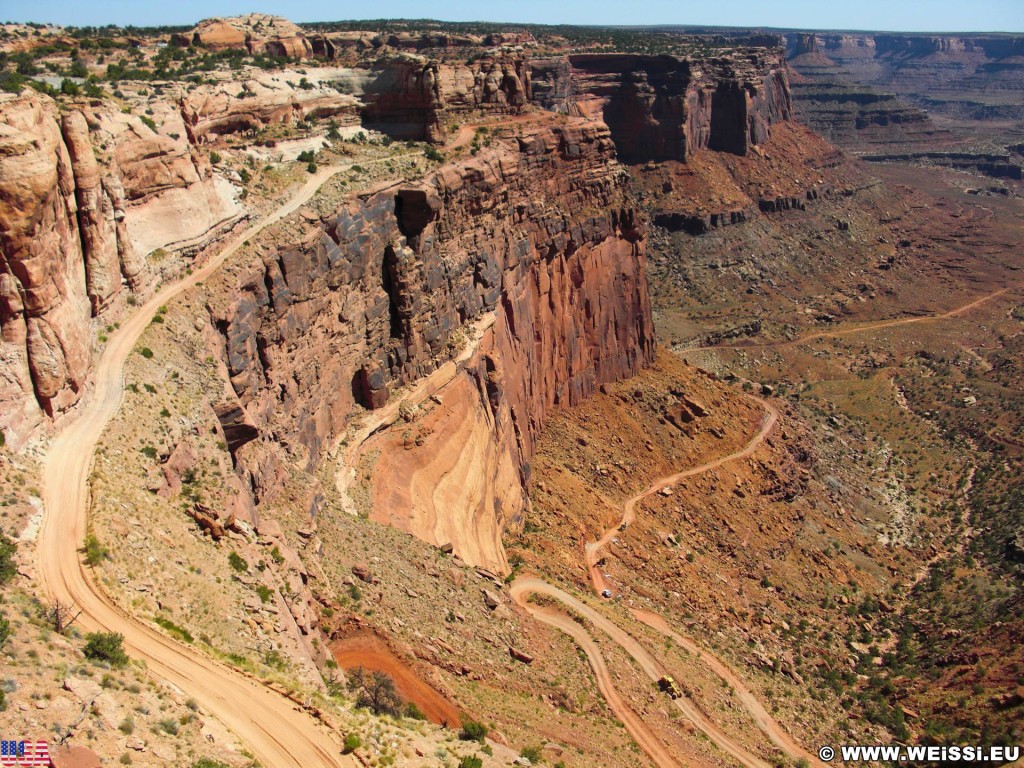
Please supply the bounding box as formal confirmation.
[348,667,402,716]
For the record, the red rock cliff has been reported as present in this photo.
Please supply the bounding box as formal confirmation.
[213,119,655,557]
[529,50,792,162]
[0,90,237,445]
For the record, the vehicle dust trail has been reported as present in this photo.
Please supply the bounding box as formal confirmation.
[37,156,413,768]
[698,283,1019,352]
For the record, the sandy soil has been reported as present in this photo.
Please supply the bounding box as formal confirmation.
[330,633,463,727]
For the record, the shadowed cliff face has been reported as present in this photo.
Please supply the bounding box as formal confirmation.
[213,119,655,568]
[529,51,793,163]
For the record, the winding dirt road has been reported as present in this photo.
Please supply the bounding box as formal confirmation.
[512,395,824,768]
[585,397,778,597]
[699,283,1019,352]
[38,158,411,767]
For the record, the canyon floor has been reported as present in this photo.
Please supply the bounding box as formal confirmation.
[1,14,1022,768]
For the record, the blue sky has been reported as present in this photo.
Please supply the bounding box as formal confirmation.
[2,0,1022,32]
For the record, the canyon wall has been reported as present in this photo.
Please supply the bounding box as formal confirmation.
[213,120,655,568]
[529,50,792,163]
[0,91,240,444]
[786,33,1024,122]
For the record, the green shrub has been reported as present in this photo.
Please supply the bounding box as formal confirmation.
[138,347,154,359]
[342,733,361,754]
[404,701,426,720]
[155,717,179,735]
[227,552,248,573]
[520,745,543,764]
[140,445,158,459]
[209,151,221,164]
[154,616,194,643]
[458,757,483,768]
[255,585,273,603]
[192,760,230,768]
[306,161,317,174]
[297,149,315,163]
[0,615,10,648]
[459,719,488,742]
[83,534,109,566]
[424,146,444,163]
[119,716,134,734]
[139,115,156,131]
[84,631,128,666]
[0,534,16,584]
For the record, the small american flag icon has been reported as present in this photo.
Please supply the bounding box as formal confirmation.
[0,740,50,766]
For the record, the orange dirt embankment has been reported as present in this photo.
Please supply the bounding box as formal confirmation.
[330,633,463,727]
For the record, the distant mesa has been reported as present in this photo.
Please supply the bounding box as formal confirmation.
[170,14,313,59]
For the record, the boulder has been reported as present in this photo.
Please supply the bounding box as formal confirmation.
[48,746,102,768]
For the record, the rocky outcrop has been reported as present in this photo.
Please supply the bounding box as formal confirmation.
[0,89,238,445]
[529,49,792,163]
[0,93,91,436]
[212,120,654,568]
[358,53,530,142]
[180,75,361,144]
[173,14,313,59]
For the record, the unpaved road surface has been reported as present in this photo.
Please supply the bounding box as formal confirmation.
[513,395,825,768]
[38,159,411,768]
[586,397,778,596]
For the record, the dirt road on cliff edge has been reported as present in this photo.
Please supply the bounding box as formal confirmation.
[512,396,825,768]
[37,157,415,767]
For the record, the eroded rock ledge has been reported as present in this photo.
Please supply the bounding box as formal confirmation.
[213,119,655,567]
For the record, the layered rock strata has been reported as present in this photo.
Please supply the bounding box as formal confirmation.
[0,91,238,444]
[213,120,655,568]
[529,50,792,163]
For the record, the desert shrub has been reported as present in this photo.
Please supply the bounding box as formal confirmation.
[458,758,483,768]
[84,631,128,666]
[0,534,16,584]
[520,745,543,764]
[0,615,10,647]
[227,552,247,573]
[342,733,361,754]
[138,347,153,359]
[83,534,109,566]
[459,719,488,742]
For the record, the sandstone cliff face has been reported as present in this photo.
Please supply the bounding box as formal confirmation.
[213,120,654,567]
[179,74,361,143]
[530,50,792,163]
[173,14,313,59]
[0,90,241,445]
[0,94,91,437]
